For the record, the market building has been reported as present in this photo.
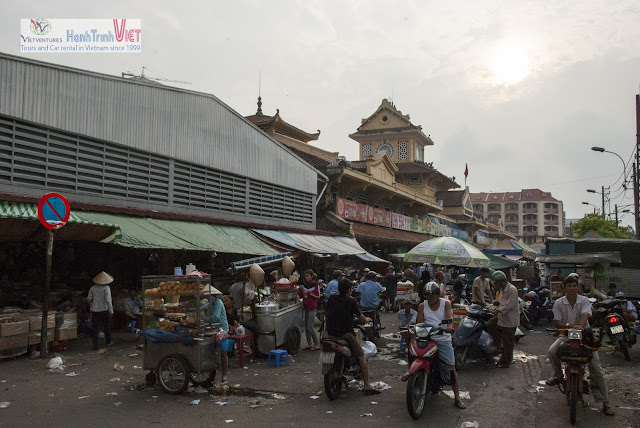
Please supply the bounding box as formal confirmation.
[0,52,332,318]
[470,189,565,252]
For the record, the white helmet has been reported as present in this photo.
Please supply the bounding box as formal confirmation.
[424,281,440,298]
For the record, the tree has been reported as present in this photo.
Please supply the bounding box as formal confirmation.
[571,213,629,239]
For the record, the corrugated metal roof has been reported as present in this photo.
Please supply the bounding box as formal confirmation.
[0,53,318,194]
[252,229,377,257]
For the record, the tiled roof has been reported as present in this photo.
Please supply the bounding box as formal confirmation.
[245,111,320,142]
[288,146,331,169]
[470,189,559,202]
[521,188,559,202]
[395,162,434,174]
[435,190,465,207]
[351,222,428,244]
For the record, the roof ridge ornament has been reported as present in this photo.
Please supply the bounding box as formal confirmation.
[256,96,263,115]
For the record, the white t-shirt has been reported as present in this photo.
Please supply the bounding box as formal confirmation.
[552,294,592,327]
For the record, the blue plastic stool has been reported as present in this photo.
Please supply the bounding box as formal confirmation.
[268,349,290,368]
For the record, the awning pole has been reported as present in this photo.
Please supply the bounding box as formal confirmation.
[40,229,53,359]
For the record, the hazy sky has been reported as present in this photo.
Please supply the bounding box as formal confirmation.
[3,1,640,228]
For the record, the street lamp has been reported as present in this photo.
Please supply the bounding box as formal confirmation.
[585,188,609,219]
[581,201,599,214]
[591,147,628,188]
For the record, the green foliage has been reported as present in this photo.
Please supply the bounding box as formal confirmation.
[571,214,629,239]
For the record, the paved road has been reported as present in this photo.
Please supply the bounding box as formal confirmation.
[0,312,638,427]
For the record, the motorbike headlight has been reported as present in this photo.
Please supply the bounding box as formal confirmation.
[415,326,431,338]
[462,318,478,328]
[568,329,582,339]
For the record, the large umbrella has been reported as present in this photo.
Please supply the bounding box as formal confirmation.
[404,237,491,267]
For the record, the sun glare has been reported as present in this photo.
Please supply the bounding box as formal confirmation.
[489,42,531,85]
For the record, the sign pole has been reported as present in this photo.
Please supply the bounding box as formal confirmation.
[40,229,54,358]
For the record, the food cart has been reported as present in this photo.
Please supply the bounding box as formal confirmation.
[141,274,220,394]
[250,286,303,355]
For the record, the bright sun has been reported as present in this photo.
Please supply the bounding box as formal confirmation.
[489,42,531,85]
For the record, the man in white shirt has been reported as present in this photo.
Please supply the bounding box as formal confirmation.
[545,275,614,416]
[229,273,255,310]
[471,268,493,304]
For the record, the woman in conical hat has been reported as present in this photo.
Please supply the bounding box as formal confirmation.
[87,271,114,350]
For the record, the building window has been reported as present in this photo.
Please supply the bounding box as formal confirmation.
[396,175,403,184]
[408,176,421,185]
[506,225,519,233]
[545,226,558,233]
[523,203,538,210]
[488,215,501,222]
[488,204,500,211]
[362,144,372,157]
[398,141,408,160]
[523,226,537,232]
[506,214,518,222]
[544,203,558,209]
[506,203,518,210]
[523,214,537,221]
[545,214,558,221]
[474,204,484,212]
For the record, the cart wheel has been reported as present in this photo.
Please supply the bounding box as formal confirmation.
[156,354,191,395]
[145,371,156,387]
[284,328,301,355]
[191,370,216,387]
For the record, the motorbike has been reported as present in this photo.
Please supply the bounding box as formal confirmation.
[403,322,454,419]
[592,299,636,361]
[454,303,525,369]
[552,328,598,425]
[359,307,381,343]
[321,323,366,400]
[453,275,472,305]
[519,296,534,331]
[523,286,553,326]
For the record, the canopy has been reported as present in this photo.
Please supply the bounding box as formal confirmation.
[484,238,537,259]
[77,212,279,255]
[251,229,388,262]
[0,200,121,242]
[404,237,491,267]
[535,252,622,265]
[231,252,292,271]
[485,253,519,269]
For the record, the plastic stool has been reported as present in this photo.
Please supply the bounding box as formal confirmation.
[268,349,289,367]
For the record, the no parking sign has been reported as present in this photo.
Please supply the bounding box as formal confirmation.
[37,192,70,230]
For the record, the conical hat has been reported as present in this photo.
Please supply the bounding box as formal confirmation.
[202,285,222,295]
[93,271,114,285]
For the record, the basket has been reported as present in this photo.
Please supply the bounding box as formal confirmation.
[220,339,234,352]
[559,342,592,364]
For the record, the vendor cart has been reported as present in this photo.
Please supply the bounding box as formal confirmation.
[253,288,303,355]
[141,274,221,394]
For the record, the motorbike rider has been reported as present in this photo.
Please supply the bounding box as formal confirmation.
[545,275,614,416]
[323,270,344,297]
[357,271,383,310]
[471,268,493,304]
[325,278,380,395]
[411,282,466,409]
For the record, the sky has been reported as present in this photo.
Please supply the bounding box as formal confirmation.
[3,1,640,229]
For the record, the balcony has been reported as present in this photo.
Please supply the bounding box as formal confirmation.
[545,232,560,237]
[487,206,501,212]
[544,220,559,225]
[522,207,538,214]
[544,208,559,214]
[523,231,538,236]
[523,219,538,225]
[504,207,518,213]
[505,218,519,224]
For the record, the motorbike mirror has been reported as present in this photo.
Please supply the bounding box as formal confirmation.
[523,287,528,291]
[588,297,597,303]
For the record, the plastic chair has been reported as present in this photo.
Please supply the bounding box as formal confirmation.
[268,349,290,367]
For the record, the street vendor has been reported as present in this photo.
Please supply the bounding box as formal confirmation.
[203,285,229,384]
[124,288,143,331]
[299,269,321,350]
[87,271,114,350]
[229,272,256,310]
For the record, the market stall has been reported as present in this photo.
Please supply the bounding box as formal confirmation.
[141,274,220,394]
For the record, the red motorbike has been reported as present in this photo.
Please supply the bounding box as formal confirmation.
[556,328,598,425]
[404,322,454,419]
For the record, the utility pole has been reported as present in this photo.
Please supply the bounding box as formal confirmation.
[601,185,606,220]
[636,93,640,239]
[615,204,618,227]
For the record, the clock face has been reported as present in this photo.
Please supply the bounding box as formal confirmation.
[377,142,394,157]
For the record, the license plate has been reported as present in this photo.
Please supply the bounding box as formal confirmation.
[320,351,335,364]
[610,325,624,334]
[364,322,373,328]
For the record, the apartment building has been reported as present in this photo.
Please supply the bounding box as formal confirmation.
[470,189,564,250]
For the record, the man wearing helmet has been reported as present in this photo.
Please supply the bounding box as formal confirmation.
[413,281,466,409]
[489,271,519,368]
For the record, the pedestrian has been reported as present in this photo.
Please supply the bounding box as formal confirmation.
[299,269,321,350]
[203,285,229,384]
[324,270,344,297]
[545,275,614,416]
[471,268,493,304]
[87,271,114,351]
[490,271,519,368]
[385,266,398,312]
[434,270,446,298]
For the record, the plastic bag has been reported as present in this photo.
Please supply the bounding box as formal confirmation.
[46,356,63,369]
[361,341,377,358]
[477,331,497,353]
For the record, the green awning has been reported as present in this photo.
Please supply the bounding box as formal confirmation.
[0,200,121,242]
[485,253,519,269]
[76,211,279,255]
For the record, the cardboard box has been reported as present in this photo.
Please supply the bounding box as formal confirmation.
[0,320,30,337]
[29,314,56,330]
[55,328,77,341]
[28,328,55,345]
[0,333,28,350]
[55,312,77,325]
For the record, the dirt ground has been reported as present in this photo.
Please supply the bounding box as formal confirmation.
[0,312,638,427]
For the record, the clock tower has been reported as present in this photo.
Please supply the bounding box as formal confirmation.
[349,99,434,163]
